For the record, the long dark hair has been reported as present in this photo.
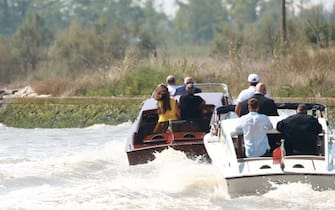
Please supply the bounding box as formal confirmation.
[154,83,171,113]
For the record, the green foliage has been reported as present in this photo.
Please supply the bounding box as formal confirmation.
[46,0,167,76]
[0,0,33,35]
[253,13,281,55]
[12,12,51,74]
[174,0,227,44]
[302,5,331,47]
[211,22,245,56]
[226,0,261,23]
[1,0,335,100]
[50,20,128,76]
[0,35,18,84]
[325,88,335,97]
[275,85,313,97]
[87,66,164,96]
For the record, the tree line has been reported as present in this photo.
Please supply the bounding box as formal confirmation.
[0,0,334,96]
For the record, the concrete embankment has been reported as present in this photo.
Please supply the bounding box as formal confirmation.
[0,96,333,128]
[0,97,146,128]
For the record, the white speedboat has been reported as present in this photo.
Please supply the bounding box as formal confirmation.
[126,83,234,165]
[204,103,335,197]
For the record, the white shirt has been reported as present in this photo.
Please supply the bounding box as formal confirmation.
[234,112,273,157]
[167,85,177,96]
[236,86,270,103]
[236,86,256,103]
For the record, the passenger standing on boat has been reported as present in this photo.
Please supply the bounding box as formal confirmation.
[153,84,180,133]
[179,83,206,121]
[239,83,278,116]
[166,75,177,96]
[235,73,259,116]
[174,76,202,95]
[233,98,273,157]
[276,103,323,155]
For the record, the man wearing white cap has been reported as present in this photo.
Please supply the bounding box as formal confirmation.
[235,73,260,116]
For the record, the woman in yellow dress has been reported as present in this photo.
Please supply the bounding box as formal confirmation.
[153,83,180,133]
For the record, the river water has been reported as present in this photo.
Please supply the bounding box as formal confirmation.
[0,122,334,210]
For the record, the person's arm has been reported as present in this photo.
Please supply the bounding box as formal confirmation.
[314,119,323,134]
[276,119,285,132]
[156,101,163,115]
[175,100,181,119]
[264,116,273,130]
[265,99,279,116]
[200,98,206,108]
[235,91,244,117]
[231,118,243,136]
[235,102,241,117]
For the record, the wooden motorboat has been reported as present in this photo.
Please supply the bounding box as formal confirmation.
[126,83,234,165]
[204,103,335,197]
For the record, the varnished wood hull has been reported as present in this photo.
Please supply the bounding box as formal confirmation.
[127,142,211,165]
[125,83,234,165]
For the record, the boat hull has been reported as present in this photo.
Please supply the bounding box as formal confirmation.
[226,173,335,197]
[204,102,335,197]
[127,142,211,165]
[125,83,234,165]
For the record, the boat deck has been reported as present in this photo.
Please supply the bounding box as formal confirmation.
[232,132,325,158]
[133,104,214,146]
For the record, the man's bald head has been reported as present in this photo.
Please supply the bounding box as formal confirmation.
[255,82,266,95]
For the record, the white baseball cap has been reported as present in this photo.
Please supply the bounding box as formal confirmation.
[247,73,259,83]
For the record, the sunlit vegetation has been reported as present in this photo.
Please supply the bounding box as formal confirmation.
[0,0,334,98]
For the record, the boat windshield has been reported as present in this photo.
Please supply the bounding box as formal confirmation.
[151,83,232,98]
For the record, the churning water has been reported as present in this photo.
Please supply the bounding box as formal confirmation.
[0,122,334,210]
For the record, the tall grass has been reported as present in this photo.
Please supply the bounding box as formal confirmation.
[31,45,335,98]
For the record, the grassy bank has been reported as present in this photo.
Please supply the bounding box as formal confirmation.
[0,96,334,129]
[0,97,145,128]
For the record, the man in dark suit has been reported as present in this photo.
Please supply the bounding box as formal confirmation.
[276,103,323,155]
[179,83,205,121]
[174,76,201,96]
[240,83,278,116]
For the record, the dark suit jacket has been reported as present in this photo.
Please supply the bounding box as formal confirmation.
[240,93,279,116]
[174,85,201,96]
[276,112,323,155]
[179,93,204,121]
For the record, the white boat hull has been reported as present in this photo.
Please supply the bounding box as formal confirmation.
[204,102,335,197]
[226,173,335,197]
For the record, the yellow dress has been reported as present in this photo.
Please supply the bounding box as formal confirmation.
[158,98,179,122]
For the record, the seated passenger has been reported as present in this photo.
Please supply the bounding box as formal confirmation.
[233,98,273,158]
[166,75,177,96]
[174,76,201,96]
[153,84,180,133]
[234,73,259,116]
[240,83,278,116]
[179,83,205,121]
[276,103,323,155]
